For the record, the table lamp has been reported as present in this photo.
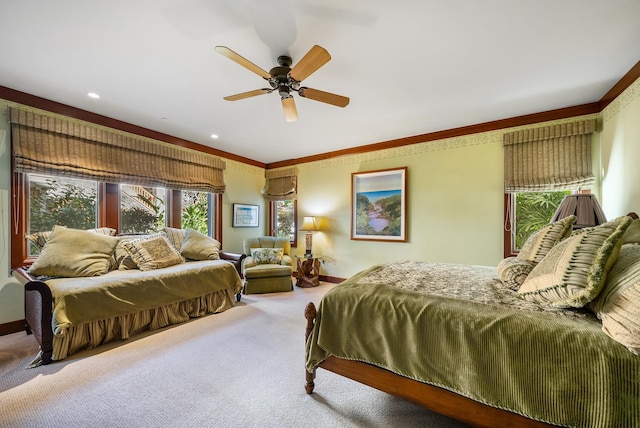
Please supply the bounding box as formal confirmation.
[299,216,319,258]
[551,194,607,229]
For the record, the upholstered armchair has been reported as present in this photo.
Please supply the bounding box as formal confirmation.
[241,236,293,294]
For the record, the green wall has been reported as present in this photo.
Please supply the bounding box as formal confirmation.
[220,162,268,254]
[600,77,640,218]
[2,75,640,324]
[0,104,23,324]
[292,113,607,279]
[294,132,505,277]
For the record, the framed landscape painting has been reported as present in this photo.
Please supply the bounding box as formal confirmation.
[232,204,259,227]
[351,167,407,242]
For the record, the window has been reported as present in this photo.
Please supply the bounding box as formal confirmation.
[12,173,222,268]
[28,174,98,255]
[181,190,210,235]
[120,184,167,234]
[508,190,570,253]
[270,199,297,246]
[9,107,226,269]
[502,120,597,257]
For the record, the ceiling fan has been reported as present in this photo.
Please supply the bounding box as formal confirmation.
[215,45,349,122]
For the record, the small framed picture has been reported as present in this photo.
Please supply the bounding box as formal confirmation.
[232,204,259,227]
[351,167,407,242]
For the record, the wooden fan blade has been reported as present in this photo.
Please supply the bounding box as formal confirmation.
[289,45,331,82]
[282,96,298,122]
[223,88,271,101]
[215,46,272,80]
[298,87,349,107]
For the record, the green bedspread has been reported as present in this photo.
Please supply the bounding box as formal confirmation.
[305,261,640,428]
[45,260,242,336]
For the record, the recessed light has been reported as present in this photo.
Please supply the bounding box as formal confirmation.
[161,117,170,122]
[210,134,219,139]
[87,92,100,99]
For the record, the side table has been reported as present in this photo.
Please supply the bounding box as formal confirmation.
[295,256,320,288]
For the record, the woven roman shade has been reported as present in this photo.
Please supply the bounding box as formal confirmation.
[263,167,297,200]
[503,119,597,193]
[9,107,226,193]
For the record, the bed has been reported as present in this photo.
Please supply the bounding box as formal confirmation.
[12,227,245,366]
[304,215,640,428]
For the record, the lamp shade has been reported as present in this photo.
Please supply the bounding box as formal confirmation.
[299,216,319,232]
[551,194,607,229]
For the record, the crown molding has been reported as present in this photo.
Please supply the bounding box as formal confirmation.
[0,85,266,169]
[266,103,600,169]
[599,60,640,110]
[3,58,639,171]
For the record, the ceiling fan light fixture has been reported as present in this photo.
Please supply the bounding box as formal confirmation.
[282,96,298,122]
[216,45,349,122]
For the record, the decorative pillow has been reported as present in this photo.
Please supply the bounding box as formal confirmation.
[27,227,119,278]
[113,234,164,270]
[26,226,116,252]
[163,227,186,252]
[250,248,284,265]
[589,244,640,354]
[121,235,184,271]
[518,215,633,308]
[180,229,221,261]
[622,219,640,244]
[517,215,576,265]
[114,239,138,270]
[497,257,534,291]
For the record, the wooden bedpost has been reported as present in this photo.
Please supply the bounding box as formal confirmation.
[304,302,317,394]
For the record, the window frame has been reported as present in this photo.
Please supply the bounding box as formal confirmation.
[503,189,580,258]
[10,173,222,269]
[269,199,298,247]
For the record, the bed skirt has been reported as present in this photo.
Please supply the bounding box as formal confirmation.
[28,288,236,367]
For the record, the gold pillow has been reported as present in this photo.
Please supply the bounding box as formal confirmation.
[497,257,534,291]
[518,216,633,308]
[162,227,186,252]
[121,235,184,271]
[517,215,576,265]
[180,229,221,261]
[622,219,640,244]
[27,227,119,278]
[26,226,116,253]
[589,244,640,354]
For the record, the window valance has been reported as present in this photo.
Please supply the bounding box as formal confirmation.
[503,119,597,193]
[9,107,226,193]
[263,167,297,201]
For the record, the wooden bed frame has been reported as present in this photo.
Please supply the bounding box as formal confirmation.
[304,213,640,427]
[304,302,554,428]
[12,251,245,365]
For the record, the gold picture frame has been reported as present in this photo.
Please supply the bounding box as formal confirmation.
[351,167,407,242]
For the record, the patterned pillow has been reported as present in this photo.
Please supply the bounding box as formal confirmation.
[121,235,184,271]
[589,244,640,354]
[162,227,186,252]
[113,234,164,270]
[517,215,576,265]
[518,215,633,308]
[26,226,116,253]
[497,257,534,290]
[250,248,284,265]
[27,227,119,278]
[180,229,221,261]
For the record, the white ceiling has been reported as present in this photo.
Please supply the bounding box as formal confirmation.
[1,0,639,165]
